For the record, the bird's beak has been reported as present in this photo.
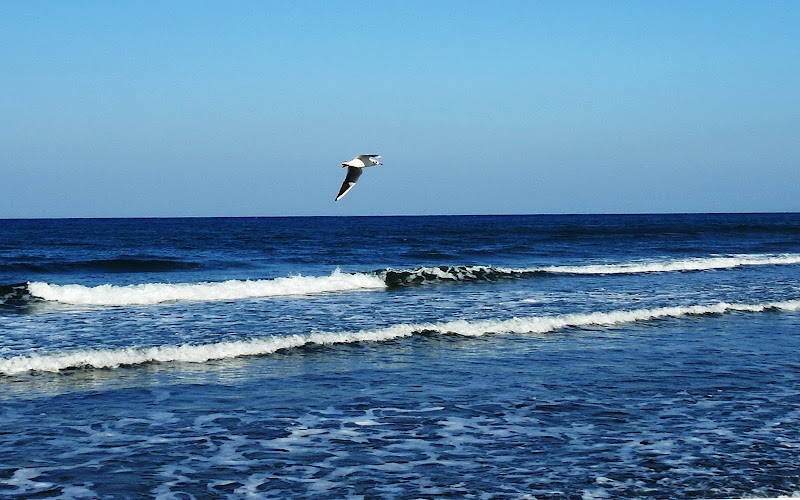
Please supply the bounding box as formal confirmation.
[377,162,383,165]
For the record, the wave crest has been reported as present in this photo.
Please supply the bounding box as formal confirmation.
[24,270,385,306]
[0,282,35,307]
[3,253,799,307]
[381,265,527,287]
[536,253,800,275]
[3,299,799,375]
[379,254,800,286]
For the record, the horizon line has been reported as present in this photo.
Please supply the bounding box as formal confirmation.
[2,211,799,222]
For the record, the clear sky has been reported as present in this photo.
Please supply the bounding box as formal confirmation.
[2,1,799,218]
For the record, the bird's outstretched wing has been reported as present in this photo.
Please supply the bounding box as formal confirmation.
[335,166,363,201]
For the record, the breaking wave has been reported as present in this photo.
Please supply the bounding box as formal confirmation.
[2,253,799,307]
[381,265,522,286]
[3,299,799,375]
[535,253,800,275]
[19,270,385,306]
[381,253,800,286]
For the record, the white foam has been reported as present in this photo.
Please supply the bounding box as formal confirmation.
[19,254,800,307]
[3,299,799,375]
[0,326,417,375]
[529,253,800,275]
[424,300,800,337]
[26,269,386,306]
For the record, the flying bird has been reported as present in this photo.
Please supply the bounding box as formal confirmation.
[335,154,382,201]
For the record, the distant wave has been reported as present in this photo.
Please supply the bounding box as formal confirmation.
[5,253,795,282]
[0,257,203,274]
[3,299,799,375]
[2,253,799,307]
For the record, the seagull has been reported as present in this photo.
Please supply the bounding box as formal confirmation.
[335,154,382,201]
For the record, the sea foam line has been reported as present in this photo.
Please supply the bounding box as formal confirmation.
[26,270,386,306]
[3,299,799,375]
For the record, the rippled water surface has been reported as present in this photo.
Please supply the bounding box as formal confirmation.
[1,214,800,498]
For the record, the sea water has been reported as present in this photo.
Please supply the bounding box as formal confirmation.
[1,214,799,498]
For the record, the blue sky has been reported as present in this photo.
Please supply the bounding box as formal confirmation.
[2,1,799,217]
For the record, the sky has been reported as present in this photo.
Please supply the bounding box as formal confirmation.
[1,1,799,218]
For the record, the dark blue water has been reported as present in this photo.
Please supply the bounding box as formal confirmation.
[1,214,800,498]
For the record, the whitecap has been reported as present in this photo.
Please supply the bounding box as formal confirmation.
[531,253,800,275]
[3,299,799,375]
[26,269,386,306]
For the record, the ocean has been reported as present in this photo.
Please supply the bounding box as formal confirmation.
[1,213,799,499]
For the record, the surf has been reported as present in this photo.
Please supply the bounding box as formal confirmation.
[3,299,799,375]
[3,253,799,307]
[533,253,800,275]
[22,270,386,306]
[381,253,800,286]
